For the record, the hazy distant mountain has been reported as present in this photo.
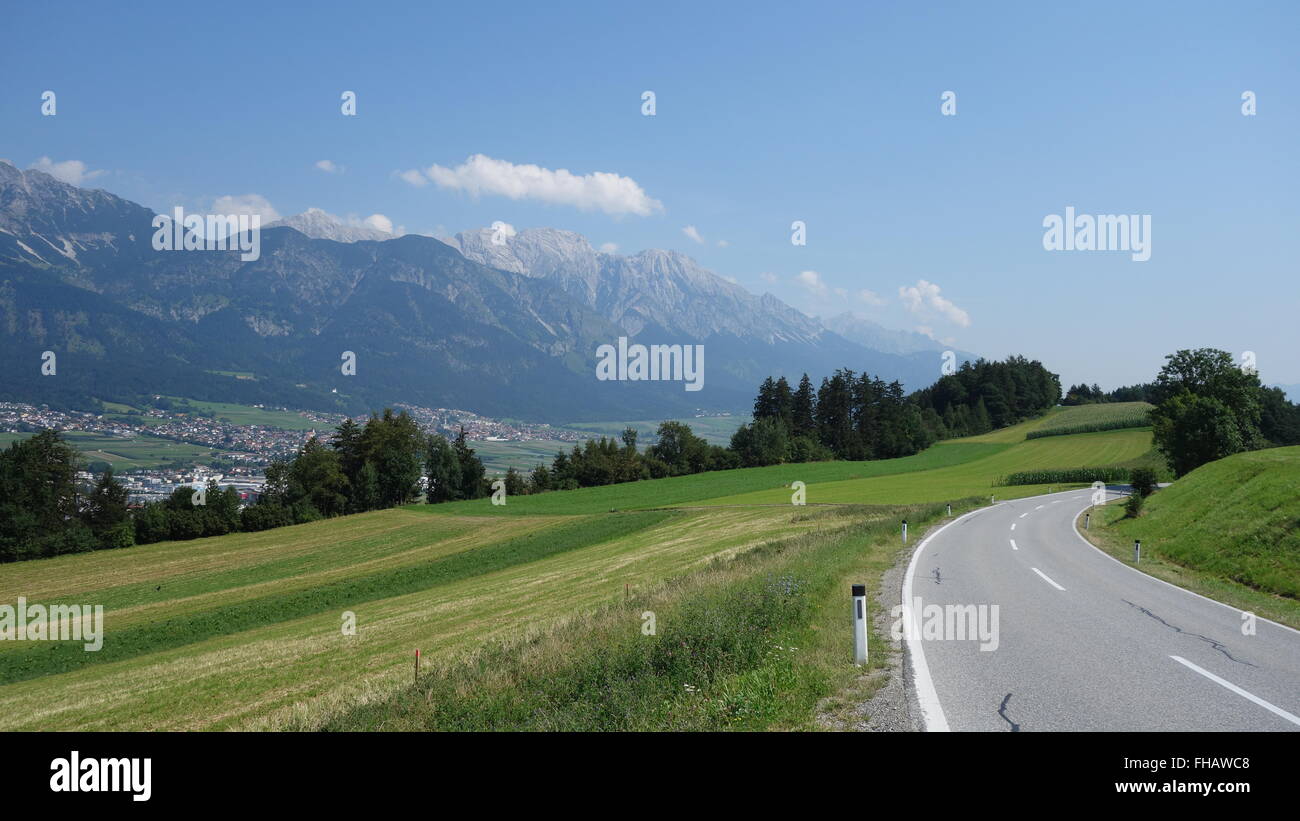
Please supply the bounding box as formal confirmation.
[0,161,981,421]
[266,209,394,243]
[822,311,978,361]
[449,226,961,394]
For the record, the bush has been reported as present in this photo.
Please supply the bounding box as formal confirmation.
[1129,467,1158,498]
[1124,492,1144,518]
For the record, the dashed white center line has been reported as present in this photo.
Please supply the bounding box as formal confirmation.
[1034,505,1045,511]
[1019,512,1028,519]
[1010,539,1018,550]
[1010,523,1016,531]
[1031,567,1065,590]
[1170,656,1300,727]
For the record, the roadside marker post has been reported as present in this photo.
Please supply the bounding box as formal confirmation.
[902,519,908,544]
[1134,540,1141,564]
[991,495,995,505]
[946,503,951,516]
[852,584,868,666]
[1085,512,1090,530]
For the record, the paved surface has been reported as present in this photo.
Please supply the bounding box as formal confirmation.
[904,490,1300,731]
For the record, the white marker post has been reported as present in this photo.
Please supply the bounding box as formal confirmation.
[991,495,996,505]
[901,519,908,544]
[1085,512,1090,530]
[1134,540,1141,564]
[852,584,868,666]
[946,503,952,516]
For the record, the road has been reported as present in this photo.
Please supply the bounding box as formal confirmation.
[903,489,1300,731]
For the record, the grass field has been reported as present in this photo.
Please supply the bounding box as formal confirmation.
[562,416,748,447]
[164,398,321,431]
[0,414,1172,730]
[1025,401,1152,439]
[1081,446,1300,628]
[0,431,231,469]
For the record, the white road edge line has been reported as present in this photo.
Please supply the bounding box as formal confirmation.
[1031,567,1065,590]
[1010,539,1018,550]
[1069,505,1300,638]
[1170,655,1300,727]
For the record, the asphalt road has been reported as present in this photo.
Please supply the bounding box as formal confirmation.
[903,489,1300,731]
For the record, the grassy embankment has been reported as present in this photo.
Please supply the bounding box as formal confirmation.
[1079,445,1300,630]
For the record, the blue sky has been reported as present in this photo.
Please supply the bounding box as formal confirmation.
[3,0,1297,390]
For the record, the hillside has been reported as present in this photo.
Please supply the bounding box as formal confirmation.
[1087,446,1300,607]
[0,419,1158,730]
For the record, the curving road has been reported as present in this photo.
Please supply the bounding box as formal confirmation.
[902,489,1300,731]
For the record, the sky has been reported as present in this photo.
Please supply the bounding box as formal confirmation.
[2,0,1297,390]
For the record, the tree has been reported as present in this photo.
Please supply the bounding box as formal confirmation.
[1151,393,1244,477]
[791,373,817,439]
[730,416,789,467]
[453,427,486,499]
[425,434,461,503]
[290,437,350,517]
[649,421,709,475]
[84,466,133,550]
[1150,348,1263,475]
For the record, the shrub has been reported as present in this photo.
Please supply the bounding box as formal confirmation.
[1129,467,1158,498]
[1124,492,1144,518]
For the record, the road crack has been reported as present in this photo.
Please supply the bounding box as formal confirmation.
[1122,600,1256,667]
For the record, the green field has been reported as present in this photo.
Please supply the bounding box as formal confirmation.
[0,431,231,470]
[165,398,322,431]
[0,414,1180,730]
[562,415,748,447]
[1026,401,1152,438]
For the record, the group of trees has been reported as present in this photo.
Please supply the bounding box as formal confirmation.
[1149,348,1300,476]
[734,357,1061,467]
[1062,382,1155,405]
[0,431,134,562]
[911,356,1063,436]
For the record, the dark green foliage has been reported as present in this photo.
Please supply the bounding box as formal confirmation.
[1124,492,1144,518]
[999,466,1132,485]
[1129,467,1158,498]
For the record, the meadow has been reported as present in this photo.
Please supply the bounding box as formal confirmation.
[0,410,1171,730]
[0,431,230,470]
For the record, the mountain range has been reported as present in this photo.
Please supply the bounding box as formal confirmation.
[0,161,974,422]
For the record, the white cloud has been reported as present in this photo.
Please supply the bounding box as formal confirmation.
[404,154,663,216]
[490,220,518,240]
[29,156,105,186]
[716,239,729,248]
[599,242,619,253]
[760,272,778,284]
[682,225,704,244]
[362,214,394,234]
[397,169,427,187]
[898,279,971,327]
[315,160,343,174]
[796,270,829,297]
[211,194,280,223]
[858,289,885,306]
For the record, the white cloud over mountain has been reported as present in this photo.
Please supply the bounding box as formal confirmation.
[401,154,663,216]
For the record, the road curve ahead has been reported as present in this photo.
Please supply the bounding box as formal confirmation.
[903,490,1300,732]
